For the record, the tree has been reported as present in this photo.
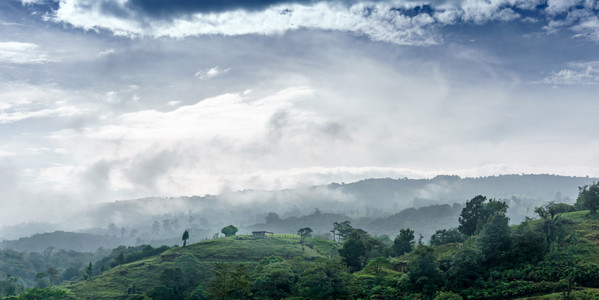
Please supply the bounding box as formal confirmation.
[332,221,353,243]
[221,225,238,237]
[230,264,251,299]
[338,229,385,272]
[338,230,367,272]
[535,202,570,242]
[510,221,548,265]
[12,287,71,300]
[85,262,93,280]
[46,267,59,285]
[576,182,599,215]
[112,252,125,267]
[251,261,295,299]
[458,195,507,236]
[446,246,485,292]
[391,228,415,257]
[299,259,349,299]
[34,272,49,288]
[458,195,487,236]
[182,229,190,247]
[479,213,511,267]
[207,262,251,300]
[298,227,313,252]
[158,267,185,299]
[408,244,443,298]
[430,228,464,246]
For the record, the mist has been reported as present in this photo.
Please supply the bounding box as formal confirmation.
[2,0,599,250]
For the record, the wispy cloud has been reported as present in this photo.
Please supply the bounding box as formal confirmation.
[0,82,88,123]
[0,42,55,64]
[542,61,599,85]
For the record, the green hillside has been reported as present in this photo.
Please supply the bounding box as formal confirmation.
[6,187,599,300]
[65,235,338,299]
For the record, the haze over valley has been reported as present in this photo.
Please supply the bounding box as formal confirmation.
[2,0,599,298]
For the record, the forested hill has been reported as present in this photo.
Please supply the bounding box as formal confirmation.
[1,174,596,246]
[329,174,596,211]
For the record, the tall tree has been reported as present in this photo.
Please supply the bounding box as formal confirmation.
[391,228,415,257]
[85,262,93,280]
[297,227,313,252]
[207,262,233,300]
[338,229,385,272]
[338,230,367,272]
[182,229,190,247]
[230,264,251,299]
[332,221,353,243]
[408,244,443,298]
[479,213,511,267]
[458,195,507,236]
[458,195,488,236]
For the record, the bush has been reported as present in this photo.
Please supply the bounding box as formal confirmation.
[434,291,463,300]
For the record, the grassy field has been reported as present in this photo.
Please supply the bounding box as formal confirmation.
[66,235,337,299]
[61,210,599,299]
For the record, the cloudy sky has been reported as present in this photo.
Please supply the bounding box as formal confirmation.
[1,0,599,225]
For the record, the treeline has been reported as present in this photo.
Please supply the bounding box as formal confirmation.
[0,244,172,297]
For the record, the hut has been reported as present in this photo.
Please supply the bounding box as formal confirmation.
[252,231,273,238]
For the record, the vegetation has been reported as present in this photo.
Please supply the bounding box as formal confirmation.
[182,230,189,248]
[5,184,599,299]
[220,225,238,237]
[297,227,312,252]
[576,182,599,215]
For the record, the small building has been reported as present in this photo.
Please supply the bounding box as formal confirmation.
[252,231,273,238]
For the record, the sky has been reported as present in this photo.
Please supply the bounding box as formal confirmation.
[1,0,599,226]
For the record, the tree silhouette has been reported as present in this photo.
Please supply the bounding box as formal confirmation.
[298,227,313,251]
[391,228,415,257]
[182,229,190,247]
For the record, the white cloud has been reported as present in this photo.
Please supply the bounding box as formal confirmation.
[0,105,82,124]
[49,1,441,45]
[542,61,599,84]
[21,0,45,4]
[71,86,314,141]
[0,82,88,123]
[0,42,55,64]
[195,66,231,80]
[571,16,599,40]
[546,0,581,15]
[97,48,116,57]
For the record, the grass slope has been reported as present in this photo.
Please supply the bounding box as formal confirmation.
[66,235,337,299]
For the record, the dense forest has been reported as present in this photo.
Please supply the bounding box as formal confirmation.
[1,182,599,299]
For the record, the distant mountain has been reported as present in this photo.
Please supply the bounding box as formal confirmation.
[329,174,594,210]
[1,174,595,245]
